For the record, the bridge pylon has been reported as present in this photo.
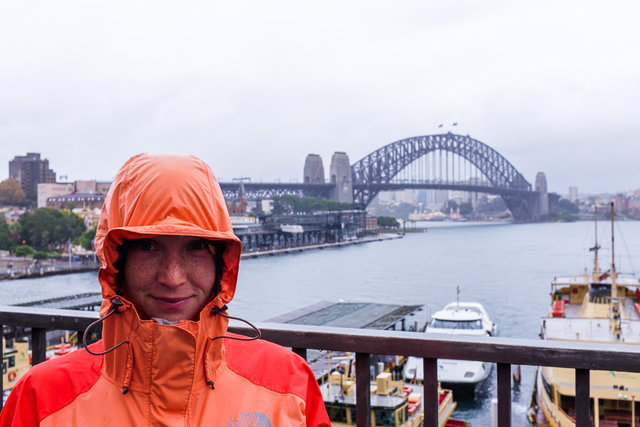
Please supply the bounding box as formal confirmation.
[329,152,353,204]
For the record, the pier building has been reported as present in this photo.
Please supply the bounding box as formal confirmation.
[235,210,365,252]
[45,192,106,210]
[37,180,111,209]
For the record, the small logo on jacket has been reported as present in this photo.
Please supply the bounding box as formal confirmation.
[227,411,272,427]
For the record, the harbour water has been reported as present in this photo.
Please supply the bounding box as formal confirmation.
[3,220,640,425]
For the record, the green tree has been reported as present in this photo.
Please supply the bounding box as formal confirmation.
[271,195,298,214]
[377,216,400,228]
[17,208,86,251]
[0,179,26,205]
[0,215,12,250]
[33,251,49,260]
[80,225,97,250]
[557,199,579,214]
[14,244,35,257]
[271,196,355,214]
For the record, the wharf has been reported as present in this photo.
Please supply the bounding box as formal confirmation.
[13,292,102,311]
[268,301,425,382]
[240,233,403,259]
[267,301,426,331]
[0,259,101,281]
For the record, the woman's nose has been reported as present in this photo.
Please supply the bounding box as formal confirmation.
[157,252,187,287]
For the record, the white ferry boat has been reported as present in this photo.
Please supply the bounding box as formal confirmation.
[403,301,497,391]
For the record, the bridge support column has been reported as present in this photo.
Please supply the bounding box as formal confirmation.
[329,152,353,204]
[303,154,325,183]
[533,172,549,219]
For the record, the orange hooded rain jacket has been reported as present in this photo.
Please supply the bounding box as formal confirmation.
[0,153,330,426]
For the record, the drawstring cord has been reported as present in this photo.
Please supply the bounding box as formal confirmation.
[83,300,259,392]
[204,339,215,389]
[84,298,131,356]
[84,298,134,394]
[120,346,135,394]
[208,305,262,343]
[204,305,261,390]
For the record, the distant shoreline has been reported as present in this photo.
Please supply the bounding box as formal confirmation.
[0,233,404,280]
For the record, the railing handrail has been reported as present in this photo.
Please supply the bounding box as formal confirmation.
[2,305,640,371]
[4,304,640,426]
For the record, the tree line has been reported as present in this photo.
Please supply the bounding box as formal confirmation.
[0,208,95,258]
[270,196,357,215]
[0,179,26,205]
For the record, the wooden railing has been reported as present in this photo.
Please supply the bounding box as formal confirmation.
[3,305,640,426]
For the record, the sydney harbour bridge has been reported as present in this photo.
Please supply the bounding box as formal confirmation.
[219,133,551,221]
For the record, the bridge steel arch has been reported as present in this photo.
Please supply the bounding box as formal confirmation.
[351,133,537,220]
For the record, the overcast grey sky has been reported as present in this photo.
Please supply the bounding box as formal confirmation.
[1,1,639,195]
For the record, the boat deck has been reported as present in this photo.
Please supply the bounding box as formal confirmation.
[320,381,419,409]
[543,298,640,343]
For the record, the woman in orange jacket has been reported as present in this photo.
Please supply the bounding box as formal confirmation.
[1,153,330,426]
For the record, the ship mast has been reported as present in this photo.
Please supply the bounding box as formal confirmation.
[591,206,600,281]
[610,202,617,298]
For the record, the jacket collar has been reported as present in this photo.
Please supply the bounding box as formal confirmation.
[100,297,229,398]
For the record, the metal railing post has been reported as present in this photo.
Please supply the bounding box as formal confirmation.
[497,363,511,426]
[575,368,590,427]
[355,352,371,427]
[423,357,438,427]
[77,329,84,348]
[1,323,4,409]
[31,327,47,365]
[292,348,307,360]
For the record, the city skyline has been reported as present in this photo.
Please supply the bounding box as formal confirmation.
[1,1,639,195]
[4,149,635,200]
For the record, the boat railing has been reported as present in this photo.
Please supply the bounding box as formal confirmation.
[3,305,640,426]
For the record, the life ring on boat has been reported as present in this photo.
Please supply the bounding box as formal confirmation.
[7,370,17,382]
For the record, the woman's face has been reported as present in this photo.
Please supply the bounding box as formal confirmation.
[123,235,217,321]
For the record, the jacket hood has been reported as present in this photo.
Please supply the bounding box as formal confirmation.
[95,153,242,307]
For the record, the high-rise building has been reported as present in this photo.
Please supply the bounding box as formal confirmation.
[569,186,578,203]
[9,153,56,201]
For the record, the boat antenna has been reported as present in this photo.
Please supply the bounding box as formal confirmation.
[590,206,600,280]
[456,285,460,310]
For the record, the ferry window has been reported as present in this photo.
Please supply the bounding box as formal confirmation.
[559,394,576,419]
[430,319,482,330]
[326,405,347,423]
[8,355,15,368]
[374,409,396,426]
[541,372,553,399]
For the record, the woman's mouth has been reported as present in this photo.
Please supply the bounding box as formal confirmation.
[152,296,191,309]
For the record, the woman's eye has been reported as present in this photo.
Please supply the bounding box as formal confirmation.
[188,240,209,251]
[132,239,156,251]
